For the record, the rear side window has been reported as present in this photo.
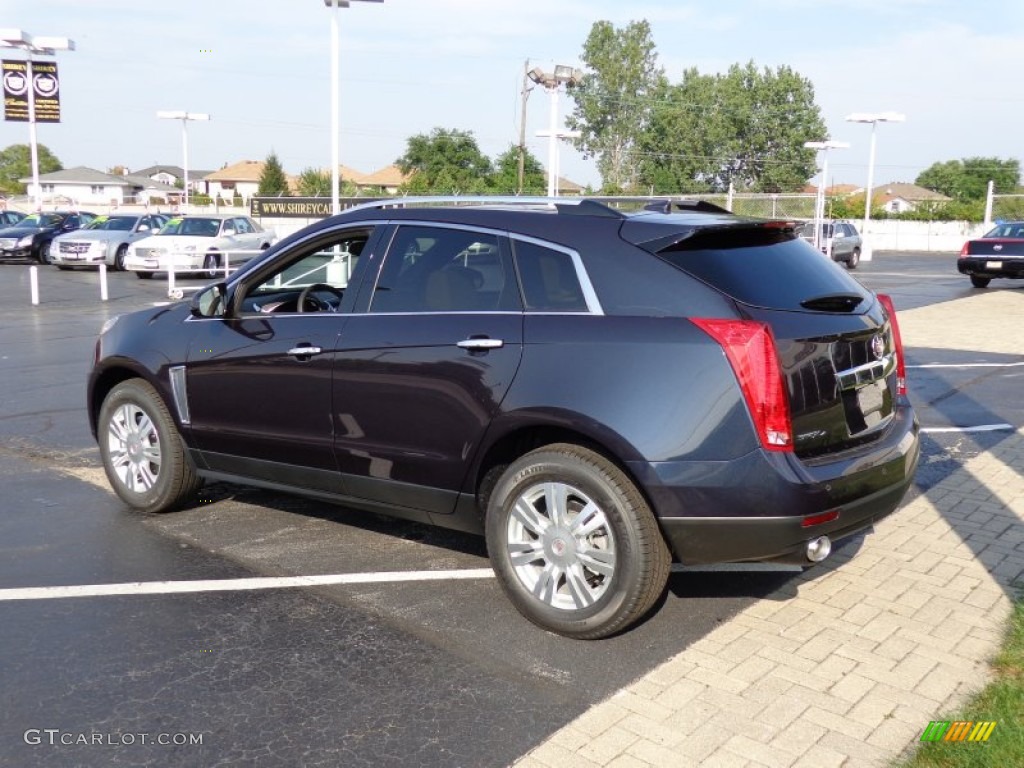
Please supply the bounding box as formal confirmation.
[657,228,870,311]
[513,240,588,312]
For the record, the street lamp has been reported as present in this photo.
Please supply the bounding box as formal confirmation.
[0,29,75,211]
[804,140,850,251]
[528,64,583,197]
[845,112,905,245]
[157,111,210,213]
[322,0,383,216]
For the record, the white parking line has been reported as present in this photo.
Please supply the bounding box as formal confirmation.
[921,424,1015,434]
[907,362,1024,369]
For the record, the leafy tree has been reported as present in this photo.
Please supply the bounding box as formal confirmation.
[491,145,546,194]
[396,128,492,194]
[916,157,1020,201]
[0,143,63,195]
[568,20,662,192]
[257,151,289,196]
[637,62,824,194]
[297,167,332,197]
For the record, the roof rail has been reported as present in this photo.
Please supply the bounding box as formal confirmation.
[340,196,626,219]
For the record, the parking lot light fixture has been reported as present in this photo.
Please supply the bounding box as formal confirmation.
[804,140,850,251]
[845,112,906,243]
[322,0,383,216]
[0,29,75,211]
[528,65,584,197]
[157,111,210,213]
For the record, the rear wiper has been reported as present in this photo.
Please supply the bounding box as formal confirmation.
[800,293,864,312]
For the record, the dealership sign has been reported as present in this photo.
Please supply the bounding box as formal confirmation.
[3,59,61,122]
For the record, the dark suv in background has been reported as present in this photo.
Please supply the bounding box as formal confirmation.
[88,197,919,639]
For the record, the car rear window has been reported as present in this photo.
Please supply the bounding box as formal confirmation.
[656,227,870,311]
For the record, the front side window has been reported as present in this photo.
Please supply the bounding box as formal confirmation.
[512,240,589,312]
[369,226,516,313]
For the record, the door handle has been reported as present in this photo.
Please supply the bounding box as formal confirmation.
[456,338,504,350]
[287,345,323,358]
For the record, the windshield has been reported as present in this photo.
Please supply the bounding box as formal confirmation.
[18,213,62,227]
[86,215,137,232]
[158,217,221,237]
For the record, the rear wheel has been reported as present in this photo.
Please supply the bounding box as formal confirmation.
[847,248,860,269]
[136,271,154,280]
[98,379,201,513]
[970,275,991,288]
[485,444,670,639]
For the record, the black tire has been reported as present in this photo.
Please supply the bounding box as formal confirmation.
[136,271,154,280]
[56,265,72,271]
[485,443,670,639]
[97,379,202,513]
[38,241,53,264]
[114,244,128,271]
[203,252,221,279]
[970,275,991,289]
[847,248,860,270]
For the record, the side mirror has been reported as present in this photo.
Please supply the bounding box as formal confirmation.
[191,282,228,318]
[138,224,149,232]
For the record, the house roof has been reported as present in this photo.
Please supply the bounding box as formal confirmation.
[557,176,585,194]
[205,160,265,182]
[22,166,136,187]
[355,164,410,188]
[872,182,950,203]
[803,183,861,196]
[135,165,213,183]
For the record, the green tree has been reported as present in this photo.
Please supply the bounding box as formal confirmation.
[396,128,492,194]
[916,157,1020,201]
[568,20,662,192]
[0,143,63,195]
[637,62,825,194]
[297,167,332,197]
[257,151,289,196]
[491,145,546,194]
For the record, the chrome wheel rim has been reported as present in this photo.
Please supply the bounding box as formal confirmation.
[106,404,162,493]
[506,482,616,611]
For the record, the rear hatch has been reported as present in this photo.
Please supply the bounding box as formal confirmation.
[648,224,896,459]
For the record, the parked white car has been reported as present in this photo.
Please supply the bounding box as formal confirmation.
[124,215,275,279]
[51,213,169,271]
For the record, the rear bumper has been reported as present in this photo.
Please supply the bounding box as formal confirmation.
[958,256,1024,279]
[630,404,920,565]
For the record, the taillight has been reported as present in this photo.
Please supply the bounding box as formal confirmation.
[876,293,907,396]
[693,319,792,452]
[959,242,969,258]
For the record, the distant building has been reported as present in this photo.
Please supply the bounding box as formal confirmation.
[134,165,213,197]
[20,166,178,206]
[204,160,266,204]
[354,164,410,195]
[871,183,951,214]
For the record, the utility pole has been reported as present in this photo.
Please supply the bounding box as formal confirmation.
[517,59,530,195]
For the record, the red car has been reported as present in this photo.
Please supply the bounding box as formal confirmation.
[958,221,1024,288]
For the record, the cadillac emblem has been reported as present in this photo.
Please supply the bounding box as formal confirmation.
[871,334,886,360]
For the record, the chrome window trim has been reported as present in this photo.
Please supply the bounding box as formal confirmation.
[168,365,191,425]
[507,232,604,316]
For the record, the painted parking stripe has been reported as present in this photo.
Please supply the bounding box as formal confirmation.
[907,362,1024,369]
[0,563,801,603]
[921,424,1015,434]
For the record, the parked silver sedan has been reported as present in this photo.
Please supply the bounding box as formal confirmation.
[51,213,169,271]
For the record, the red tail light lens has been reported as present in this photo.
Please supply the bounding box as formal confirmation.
[693,319,792,452]
[876,293,906,396]
[959,242,969,258]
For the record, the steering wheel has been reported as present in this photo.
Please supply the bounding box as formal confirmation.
[297,283,343,313]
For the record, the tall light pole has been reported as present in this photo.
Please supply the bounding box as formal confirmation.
[804,140,850,251]
[845,112,905,243]
[0,29,75,211]
[157,111,210,212]
[323,0,383,216]
[528,64,583,197]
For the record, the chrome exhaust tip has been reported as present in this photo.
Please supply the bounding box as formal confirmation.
[806,535,832,563]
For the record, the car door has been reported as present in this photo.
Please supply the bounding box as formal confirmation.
[184,224,381,492]
[333,223,524,516]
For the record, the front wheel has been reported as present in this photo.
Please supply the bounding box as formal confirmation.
[970,275,991,289]
[114,244,128,271]
[202,252,221,279]
[98,379,201,513]
[38,241,53,264]
[485,444,670,639]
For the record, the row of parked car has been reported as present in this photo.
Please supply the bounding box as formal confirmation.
[0,210,275,277]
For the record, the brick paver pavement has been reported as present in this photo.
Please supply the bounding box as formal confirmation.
[518,290,1024,768]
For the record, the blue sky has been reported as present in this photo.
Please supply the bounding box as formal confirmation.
[2,0,1022,190]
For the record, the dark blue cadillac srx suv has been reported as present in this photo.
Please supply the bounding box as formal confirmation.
[88,197,919,638]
